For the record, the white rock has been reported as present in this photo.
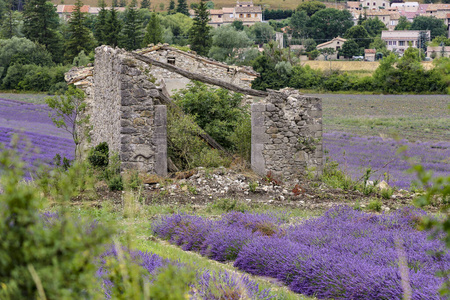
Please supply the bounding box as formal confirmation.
[376,180,390,190]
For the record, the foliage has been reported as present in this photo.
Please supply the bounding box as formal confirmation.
[65,0,94,63]
[105,7,122,47]
[22,0,63,63]
[189,0,212,56]
[160,13,192,46]
[361,17,386,37]
[410,15,447,39]
[340,39,362,58]
[248,22,275,44]
[319,47,335,61]
[174,81,247,150]
[0,147,113,300]
[308,8,353,41]
[176,0,189,16]
[45,86,87,158]
[208,25,252,63]
[344,25,371,49]
[88,142,109,168]
[94,0,108,46]
[119,4,143,50]
[142,12,163,47]
[430,36,450,47]
[289,10,309,39]
[0,8,22,39]
[395,16,411,30]
[263,9,293,20]
[296,1,326,17]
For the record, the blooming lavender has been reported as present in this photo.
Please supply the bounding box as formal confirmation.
[0,98,75,178]
[323,131,450,189]
[153,207,450,299]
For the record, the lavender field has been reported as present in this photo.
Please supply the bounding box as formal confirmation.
[152,207,450,299]
[320,94,450,189]
[0,97,74,172]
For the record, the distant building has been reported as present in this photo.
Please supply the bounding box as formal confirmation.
[346,0,390,12]
[364,49,376,61]
[56,5,126,21]
[316,36,347,60]
[381,30,430,54]
[391,2,419,12]
[190,0,262,28]
[427,45,450,58]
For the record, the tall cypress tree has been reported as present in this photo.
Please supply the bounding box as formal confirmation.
[22,0,63,62]
[142,12,162,47]
[176,0,189,16]
[65,0,93,62]
[189,0,211,56]
[119,2,143,50]
[105,6,122,47]
[0,0,21,38]
[94,0,108,45]
[140,0,150,9]
[168,0,175,14]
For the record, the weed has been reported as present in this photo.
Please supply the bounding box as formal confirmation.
[125,170,142,191]
[248,181,258,193]
[209,198,249,213]
[367,199,382,212]
[263,171,283,186]
[292,184,305,196]
[380,187,394,199]
[187,185,198,195]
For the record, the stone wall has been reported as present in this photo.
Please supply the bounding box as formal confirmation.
[251,89,322,179]
[143,45,258,94]
[84,46,167,176]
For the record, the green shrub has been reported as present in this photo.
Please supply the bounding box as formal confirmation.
[88,142,109,168]
[367,199,382,212]
[380,187,394,199]
[0,147,113,299]
[108,174,124,191]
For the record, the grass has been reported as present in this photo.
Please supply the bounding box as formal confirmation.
[318,94,450,143]
[0,92,50,104]
[51,197,320,299]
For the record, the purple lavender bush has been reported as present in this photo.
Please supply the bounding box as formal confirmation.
[153,207,450,299]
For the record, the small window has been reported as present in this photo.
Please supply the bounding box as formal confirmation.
[393,41,397,45]
[367,2,369,5]
[240,13,243,18]
[167,56,175,65]
[218,14,222,18]
[337,41,340,45]
[382,3,385,6]
[388,41,392,45]
[373,2,376,5]
[399,41,405,46]
[247,13,251,18]
[383,17,385,21]
[336,46,340,50]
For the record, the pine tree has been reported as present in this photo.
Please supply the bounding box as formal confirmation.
[0,0,21,38]
[142,12,162,47]
[22,0,63,62]
[140,0,150,9]
[65,0,94,62]
[176,0,188,16]
[119,4,143,50]
[105,6,122,47]
[94,0,108,45]
[168,0,175,14]
[119,0,127,7]
[189,0,212,56]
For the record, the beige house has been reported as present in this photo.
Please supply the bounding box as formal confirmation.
[193,0,262,28]
[316,37,347,60]
[391,2,419,12]
[381,30,430,54]
[427,46,450,58]
[364,49,376,61]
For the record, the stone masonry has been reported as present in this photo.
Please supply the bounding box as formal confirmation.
[251,89,323,179]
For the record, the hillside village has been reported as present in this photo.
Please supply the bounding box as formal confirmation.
[1,0,450,299]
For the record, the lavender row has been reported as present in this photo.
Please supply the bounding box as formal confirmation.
[323,131,450,189]
[152,208,450,299]
[97,245,273,300]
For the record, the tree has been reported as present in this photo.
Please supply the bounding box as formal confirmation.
[344,25,371,49]
[339,39,361,58]
[176,0,189,16]
[289,10,309,39]
[45,86,88,159]
[0,4,22,39]
[119,0,127,6]
[249,22,275,44]
[140,0,150,9]
[296,1,325,17]
[94,0,108,46]
[105,6,122,47]
[308,8,353,41]
[369,36,389,57]
[208,25,252,63]
[189,0,212,56]
[411,16,447,39]
[142,12,162,47]
[120,4,143,50]
[206,1,214,9]
[22,0,63,63]
[319,47,335,60]
[417,30,428,56]
[232,20,244,31]
[168,0,175,14]
[395,16,411,30]
[65,0,94,63]
[362,18,386,37]
[303,38,316,52]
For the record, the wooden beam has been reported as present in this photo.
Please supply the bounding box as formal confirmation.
[130,52,269,98]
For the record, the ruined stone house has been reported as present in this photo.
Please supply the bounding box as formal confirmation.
[66,44,323,180]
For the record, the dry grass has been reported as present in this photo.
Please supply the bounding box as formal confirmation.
[53,0,345,11]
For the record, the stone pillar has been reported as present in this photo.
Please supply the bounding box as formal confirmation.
[251,89,323,179]
[154,105,167,177]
